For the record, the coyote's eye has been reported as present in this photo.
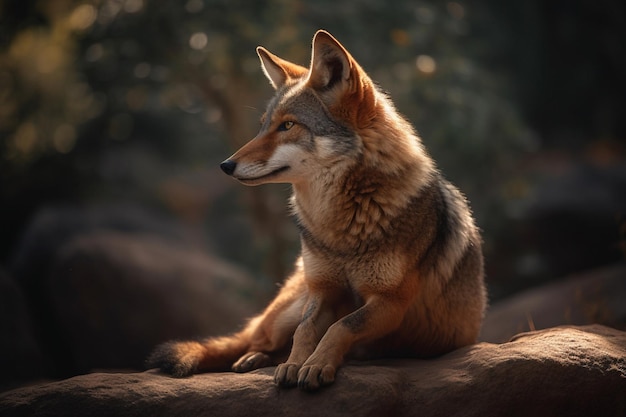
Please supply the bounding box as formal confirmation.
[277,121,295,132]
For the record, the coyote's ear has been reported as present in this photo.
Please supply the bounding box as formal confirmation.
[307,30,353,92]
[307,30,376,128]
[257,47,308,90]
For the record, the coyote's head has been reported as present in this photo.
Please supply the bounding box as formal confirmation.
[220,30,380,186]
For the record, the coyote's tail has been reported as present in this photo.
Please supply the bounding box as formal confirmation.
[146,332,250,377]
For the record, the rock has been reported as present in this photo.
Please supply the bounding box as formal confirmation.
[1,325,624,417]
[488,161,626,295]
[11,204,202,292]
[0,269,42,389]
[43,230,269,376]
[8,205,270,380]
[481,263,626,343]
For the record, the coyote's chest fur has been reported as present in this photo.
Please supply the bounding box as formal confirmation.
[292,177,403,255]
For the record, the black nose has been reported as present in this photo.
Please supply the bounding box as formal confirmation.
[220,160,237,176]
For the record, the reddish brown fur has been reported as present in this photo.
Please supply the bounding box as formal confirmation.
[147,30,486,391]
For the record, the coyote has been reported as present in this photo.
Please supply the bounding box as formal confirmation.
[148,30,486,390]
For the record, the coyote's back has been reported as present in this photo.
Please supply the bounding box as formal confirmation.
[148,30,486,390]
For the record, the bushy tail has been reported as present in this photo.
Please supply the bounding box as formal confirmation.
[146,332,250,377]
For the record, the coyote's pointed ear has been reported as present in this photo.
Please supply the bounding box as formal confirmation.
[307,30,376,128]
[307,30,353,91]
[257,47,308,90]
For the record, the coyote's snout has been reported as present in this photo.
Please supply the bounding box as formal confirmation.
[148,30,486,391]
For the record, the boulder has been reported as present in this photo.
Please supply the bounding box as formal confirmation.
[42,230,269,376]
[482,262,626,342]
[0,269,42,389]
[1,325,624,417]
[8,205,270,379]
[11,205,203,292]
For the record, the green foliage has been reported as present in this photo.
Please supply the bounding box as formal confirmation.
[7,0,622,293]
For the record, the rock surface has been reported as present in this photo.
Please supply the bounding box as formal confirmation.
[0,269,42,387]
[481,262,626,342]
[8,205,269,379]
[1,325,624,417]
[44,231,268,375]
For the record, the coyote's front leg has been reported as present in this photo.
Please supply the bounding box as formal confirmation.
[295,292,412,390]
[274,292,337,388]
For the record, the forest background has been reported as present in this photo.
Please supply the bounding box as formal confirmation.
[1,0,625,302]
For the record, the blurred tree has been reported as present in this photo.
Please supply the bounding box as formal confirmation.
[1,0,623,296]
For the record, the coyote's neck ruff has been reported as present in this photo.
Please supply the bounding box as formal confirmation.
[149,30,486,391]
[291,95,438,252]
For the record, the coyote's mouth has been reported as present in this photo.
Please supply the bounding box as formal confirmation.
[236,165,290,184]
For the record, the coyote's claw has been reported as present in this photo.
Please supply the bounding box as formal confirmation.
[232,351,271,373]
[297,364,336,391]
[274,363,300,387]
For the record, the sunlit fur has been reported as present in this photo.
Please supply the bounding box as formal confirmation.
[148,30,486,391]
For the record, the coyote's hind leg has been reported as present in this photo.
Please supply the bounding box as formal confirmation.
[147,264,307,377]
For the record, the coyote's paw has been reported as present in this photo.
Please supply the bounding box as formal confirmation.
[232,351,271,373]
[297,364,336,391]
[274,363,300,387]
[146,341,204,377]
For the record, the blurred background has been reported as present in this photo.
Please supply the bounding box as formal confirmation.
[1,0,625,388]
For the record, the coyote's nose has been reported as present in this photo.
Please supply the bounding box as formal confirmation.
[220,160,237,176]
